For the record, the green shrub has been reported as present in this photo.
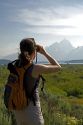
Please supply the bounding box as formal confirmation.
[0,65,83,125]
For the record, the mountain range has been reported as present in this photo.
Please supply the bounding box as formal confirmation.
[1,39,83,64]
[36,39,83,62]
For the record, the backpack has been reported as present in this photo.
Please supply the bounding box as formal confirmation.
[4,60,33,111]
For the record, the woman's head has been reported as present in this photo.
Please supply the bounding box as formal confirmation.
[20,38,36,55]
[19,38,36,65]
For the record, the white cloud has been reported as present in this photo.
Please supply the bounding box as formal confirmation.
[12,8,59,25]
[11,5,83,24]
[20,10,83,36]
[10,6,83,36]
[7,5,83,49]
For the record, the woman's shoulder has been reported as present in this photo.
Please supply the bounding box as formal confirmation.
[32,64,46,78]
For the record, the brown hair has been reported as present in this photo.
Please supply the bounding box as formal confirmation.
[20,38,36,54]
[18,38,36,66]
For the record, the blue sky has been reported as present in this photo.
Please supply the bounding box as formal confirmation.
[0,0,83,58]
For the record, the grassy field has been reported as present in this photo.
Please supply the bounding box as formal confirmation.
[0,64,83,125]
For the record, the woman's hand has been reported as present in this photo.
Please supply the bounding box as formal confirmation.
[36,44,61,67]
[36,44,46,55]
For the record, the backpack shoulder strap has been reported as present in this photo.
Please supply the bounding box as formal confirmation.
[39,75,46,92]
[7,60,19,76]
[23,63,33,71]
[8,59,33,73]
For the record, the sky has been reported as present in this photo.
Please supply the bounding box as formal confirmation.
[0,0,83,58]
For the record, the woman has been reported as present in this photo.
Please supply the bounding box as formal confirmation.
[14,38,61,125]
